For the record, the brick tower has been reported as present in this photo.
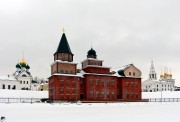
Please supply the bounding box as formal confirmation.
[49,32,81,102]
[81,48,118,101]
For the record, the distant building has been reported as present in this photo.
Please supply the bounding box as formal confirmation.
[175,86,180,91]
[0,75,19,90]
[38,83,49,91]
[0,56,35,90]
[49,32,143,102]
[142,61,175,92]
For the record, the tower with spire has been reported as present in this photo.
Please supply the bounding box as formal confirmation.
[49,30,81,101]
[148,60,157,80]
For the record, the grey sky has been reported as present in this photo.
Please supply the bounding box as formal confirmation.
[0,0,180,85]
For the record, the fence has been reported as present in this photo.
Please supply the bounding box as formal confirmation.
[1,97,180,103]
[0,97,43,103]
[149,98,180,102]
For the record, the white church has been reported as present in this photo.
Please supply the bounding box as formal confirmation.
[142,61,175,92]
[0,56,37,90]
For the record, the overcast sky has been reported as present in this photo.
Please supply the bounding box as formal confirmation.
[0,0,180,85]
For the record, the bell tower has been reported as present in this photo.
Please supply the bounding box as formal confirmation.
[54,31,73,62]
[51,31,77,75]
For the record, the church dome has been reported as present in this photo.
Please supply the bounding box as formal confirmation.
[26,64,30,69]
[20,59,26,65]
[88,48,96,56]
[16,63,21,69]
[21,63,26,68]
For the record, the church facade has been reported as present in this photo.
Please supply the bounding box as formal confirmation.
[49,32,142,102]
[142,61,175,92]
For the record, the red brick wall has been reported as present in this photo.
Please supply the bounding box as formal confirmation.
[83,74,118,101]
[118,77,142,100]
[49,75,80,101]
[54,53,73,62]
[82,60,102,69]
[51,62,76,75]
[83,67,110,74]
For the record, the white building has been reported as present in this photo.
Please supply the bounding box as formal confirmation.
[0,57,36,90]
[0,75,19,90]
[142,61,175,92]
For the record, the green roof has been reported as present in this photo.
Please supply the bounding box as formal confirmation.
[55,33,72,54]
[26,64,30,69]
[16,64,21,68]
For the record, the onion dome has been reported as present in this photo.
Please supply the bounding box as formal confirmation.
[26,64,30,69]
[20,58,26,65]
[87,48,97,59]
[16,63,21,68]
[21,63,26,68]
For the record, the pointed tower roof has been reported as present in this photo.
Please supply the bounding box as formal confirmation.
[149,60,156,74]
[55,32,72,54]
[149,60,157,80]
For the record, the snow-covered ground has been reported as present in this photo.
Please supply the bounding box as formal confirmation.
[0,90,180,122]
[142,91,180,98]
[0,89,48,98]
[0,102,180,122]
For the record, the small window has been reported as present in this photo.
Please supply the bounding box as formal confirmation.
[24,81,25,84]
[111,80,115,86]
[96,80,99,86]
[126,82,129,87]
[8,85,11,89]
[133,72,135,76]
[131,82,134,87]
[102,80,104,86]
[131,93,134,98]
[96,92,99,98]
[60,80,64,85]
[129,72,131,76]
[27,81,28,84]
[107,80,110,86]
[2,84,5,89]
[101,92,104,98]
[126,93,129,99]
[136,93,138,98]
[136,82,138,88]
[112,92,115,98]
[66,81,70,85]
[12,85,16,90]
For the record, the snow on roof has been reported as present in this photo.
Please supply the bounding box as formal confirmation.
[51,60,78,66]
[112,64,132,72]
[82,65,111,69]
[83,72,116,77]
[0,75,17,81]
[111,64,133,77]
[81,58,104,63]
[51,73,84,78]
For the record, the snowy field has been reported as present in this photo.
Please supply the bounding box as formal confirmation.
[0,102,180,122]
[0,89,48,98]
[0,90,180,122]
